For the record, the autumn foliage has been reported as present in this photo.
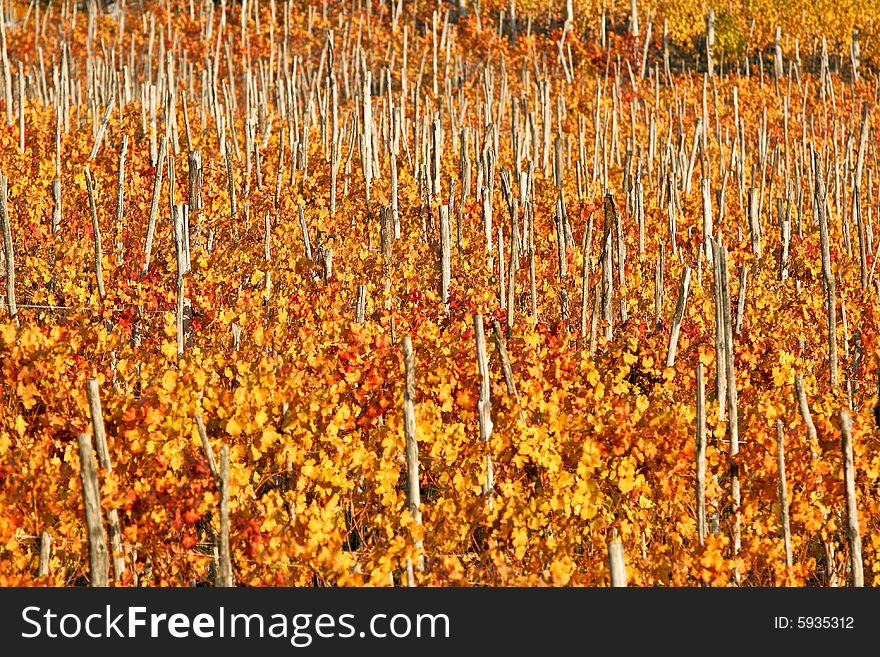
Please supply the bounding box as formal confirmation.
[0,0,879,587]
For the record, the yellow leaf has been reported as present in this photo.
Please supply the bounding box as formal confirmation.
[227,417,243,437]
[260,427,280,451]
[161,370,177,393]
[161,340,178,361]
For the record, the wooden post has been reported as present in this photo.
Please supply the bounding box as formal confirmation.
[816,154,837,387]
[115,135,128,264]
[696,363,707,545]
[776,420,793,570]
[840,411,864,587]
[580,213,594,344]
[474,315,494,503]
[216,444,233,587]
[322,247,333,282]
[794,373,818,454]
[76,432,109,587]
[298,201,312,260]
[226,139,238,221]
[188,150,203,212]
[439,205,451,310]
[701,178,713,263]
[52,150,62,236]
[748,187,761,258]
[86,379,125,580]
[705,10,715,78]
[37,532,51,578]
[665,265,692,367]
[173,205,189,359]
[608,533,627,587]
[491,319,525,424]
[874,358,880,429]
[0,172,14,319]
[84,167,105,300]
[402,336,423,576]
[720,245,740,559]
[195,413,218,479]
[507,199,519,333]
[89,98,115,160]
[356,283,367,324]
[143,135,167,274]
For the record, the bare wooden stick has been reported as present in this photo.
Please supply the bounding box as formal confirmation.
[696,363,707,545]
[187,150,203,213]
[115,136,128,226]
[507,199,519,333]
[712,240,726,419]
[874,358,880,429]
[195,413,218,479]
[815,155,838,387]
[665,265,692,366]
[298,201,312,260]
[794,373,818,447]
[776,419,793,570]
[580,213,594,343]
[356,283,367,324]
[76,431,108,587]
[0,172,15,319]
[84,167,105,300]
[113,135,128,265]
[491,319,525,424]
[37,532,51,578]
[720,245,740,560]
[607,535,627,587]
[840,410,864,587]
[89,97,115,160]
[216,444,233,587]
[439,204,451,310]
[402,336,423,575]
[226,139,237,221]
[748,187,762,258]
[474,314,494,503]
[173,205,189,359]
[85,382,126,583]
[735,264,748,334]
[86,379,110,470]
[143,135,167,274]
[402,336,421,523]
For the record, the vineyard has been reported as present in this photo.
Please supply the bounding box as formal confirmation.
[0,0,879,588]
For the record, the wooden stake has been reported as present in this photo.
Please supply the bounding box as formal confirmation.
[0,172,15,319]
[86,379,125,580]
[216,444,233,587]
[195,413,218,479]
[439,204,451,310]
[607,534,627,587]
[776,419,793,570]
[665,265,692,367]
[84,167,105,300]
[37,532,51,578]
[143,135,167,274]
[402,336,423,574]
[76,431,108,587]
[696,363,707,545]
[474,314,494,503]
[840,410,864,587]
